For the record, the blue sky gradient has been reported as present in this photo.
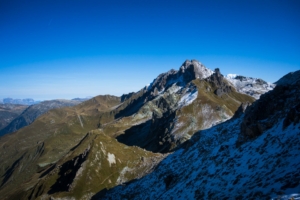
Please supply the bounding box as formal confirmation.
[1,0,299,100]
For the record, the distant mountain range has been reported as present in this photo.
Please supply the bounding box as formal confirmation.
[0,104,28,131]
[0,97,91,105]
[0,60,299,200]
[0,99,84,137]
[0,98,40,105]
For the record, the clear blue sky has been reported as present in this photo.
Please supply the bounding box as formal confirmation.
[1,0,299,100]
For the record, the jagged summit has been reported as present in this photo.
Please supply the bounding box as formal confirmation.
[145,60,273,100]
[147,59,213,93]
[179,59,214,81]
[206,68,233,97]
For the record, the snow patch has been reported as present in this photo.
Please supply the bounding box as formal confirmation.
[225,74,238,79]
[116,166,132,185]
[77,114,84,128]
[107,153,116,167]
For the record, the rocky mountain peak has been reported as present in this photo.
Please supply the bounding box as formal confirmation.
[147,60,213,95]
[205,68,232,96]
[179,59,213,82]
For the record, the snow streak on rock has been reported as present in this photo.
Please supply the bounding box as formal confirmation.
[178,87,198,108]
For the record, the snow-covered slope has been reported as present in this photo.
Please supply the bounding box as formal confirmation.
[225,74,275,99]
[99,117,300,199]
[97,71,300,199]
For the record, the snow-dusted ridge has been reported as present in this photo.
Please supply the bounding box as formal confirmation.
[225,73,275,99]
[146,60,273,100]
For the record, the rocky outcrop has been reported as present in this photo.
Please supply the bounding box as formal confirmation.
[239,70,300,144]
[120,92,135,102]
[116,110,177,153]
[147,60,213,94]
[232,102,251,119]
[178,59,213,83]
[206,68,232,96]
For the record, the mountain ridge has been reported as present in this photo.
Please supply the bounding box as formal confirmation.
[0,60,288,200]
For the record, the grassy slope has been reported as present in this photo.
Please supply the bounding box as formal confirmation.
[0,95,121,199]
[26,130,166,200]
[173,79,255,140]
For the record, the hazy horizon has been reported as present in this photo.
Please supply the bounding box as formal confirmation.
[1,0,299,100]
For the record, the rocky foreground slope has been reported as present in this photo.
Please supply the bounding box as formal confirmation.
[0,60,276,199]
[98,70,300,199]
